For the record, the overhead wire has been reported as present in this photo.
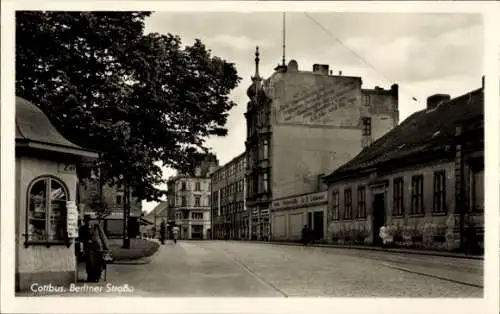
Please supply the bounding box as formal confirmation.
[302,12,420,102]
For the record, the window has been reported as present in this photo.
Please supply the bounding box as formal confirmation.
[195,181,201,191]
[471,168,484,212]
[411,175,424,214]
[181,196,187,207]
[357,186,366,218]
[181,181,186,191]
[331,190,340,220]
[344,188,352,220]
[433,171,446,213]
[116,195,122,205]
[363,95,370,106]
[263,173,269,193]
[393,178,404,216]
[263,140,269,159]
[207,196,211,207]
[192,212,203,220]
[27,177,68,243]
[362,117,371,136]
[195,196,201,207]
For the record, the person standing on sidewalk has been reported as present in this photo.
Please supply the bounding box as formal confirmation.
[301,225,309,246]
[78,215,109,282]
[159,219,166,245]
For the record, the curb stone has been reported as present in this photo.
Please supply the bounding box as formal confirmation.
[237,240,483,260]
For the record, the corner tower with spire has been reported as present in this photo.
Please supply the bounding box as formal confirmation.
[244,46,272,241]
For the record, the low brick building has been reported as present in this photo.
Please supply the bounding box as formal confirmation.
[323,82,484,252]
[15,97,98,292]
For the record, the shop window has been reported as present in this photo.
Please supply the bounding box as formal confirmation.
[411,174,424,215]
[393,177,404,216]
[26,176,69,245]
[433,171,446,213]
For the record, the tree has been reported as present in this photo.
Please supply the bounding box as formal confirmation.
[87,188,112,222]
[16,11,240,202]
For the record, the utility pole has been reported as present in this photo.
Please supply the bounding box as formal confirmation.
[455,125,465,251]
[122,183,130,248]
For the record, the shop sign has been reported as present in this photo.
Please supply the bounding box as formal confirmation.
[58,163,76,174]
[271,191,327,210]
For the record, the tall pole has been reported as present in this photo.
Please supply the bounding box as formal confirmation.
[122,183,130,248]
[282,11,286,67]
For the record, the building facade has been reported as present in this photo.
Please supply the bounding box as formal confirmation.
[323,83,484,252]
[169,156,219,240]
[211,153,247,240]
[245,48,399,241]
[78,179,143,238]
[271,191,328,242]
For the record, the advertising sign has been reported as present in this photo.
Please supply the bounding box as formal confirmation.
[66,201,79,238]
[272,191,327,211]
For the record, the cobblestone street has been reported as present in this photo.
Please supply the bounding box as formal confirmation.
[98,241,483,297]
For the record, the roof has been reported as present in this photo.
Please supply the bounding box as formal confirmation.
[145,202,168,219]
[324,87,483,182]
[15,97,99,158]
[211,151,246,176]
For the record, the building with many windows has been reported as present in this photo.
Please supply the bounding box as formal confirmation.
[168,156,219,240]
[245,47,399,241]
[323,81,484,252]
[211,153,247,240]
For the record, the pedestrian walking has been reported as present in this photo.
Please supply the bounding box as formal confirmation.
[301,225,309,245]
[160,219,166,245]
[172,225,179,244]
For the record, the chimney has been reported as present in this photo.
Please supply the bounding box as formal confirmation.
[482,75,485,89]
[391,84,399,99]
[427,94,451,110]
[313,64,329,75]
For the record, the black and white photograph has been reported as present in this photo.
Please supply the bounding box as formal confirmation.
[1,1,499,314]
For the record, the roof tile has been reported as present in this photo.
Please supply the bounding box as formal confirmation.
[325,87,483,179]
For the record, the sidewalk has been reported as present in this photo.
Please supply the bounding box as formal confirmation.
[247,240,484,260]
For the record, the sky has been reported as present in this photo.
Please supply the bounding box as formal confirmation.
[141,11,484,213]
